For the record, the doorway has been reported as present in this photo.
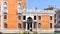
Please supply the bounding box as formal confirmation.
[27,17,33,31]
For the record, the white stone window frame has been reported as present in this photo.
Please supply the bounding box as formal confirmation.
[38,23,41,29]
[17,2,22,13]
[3,2,7,13]
[18,15,21,20]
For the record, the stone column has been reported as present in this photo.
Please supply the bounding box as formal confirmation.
[22,24,23,30]
[32,23,34,30]
[26,23,27,31]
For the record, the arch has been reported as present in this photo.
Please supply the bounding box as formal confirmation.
[4,2,7,5]
[4,2,7,7]
[27,17,32,19]
[27,17,33,23]
[27,17,33,31]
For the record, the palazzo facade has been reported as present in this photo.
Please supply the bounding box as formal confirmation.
[0,0,56,33]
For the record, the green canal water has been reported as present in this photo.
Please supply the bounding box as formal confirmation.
[55,31,60,34]
[2,31,60,34]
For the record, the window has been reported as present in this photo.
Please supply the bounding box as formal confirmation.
[23,22,26,29]
[18,3,21,13]
[18,15,21,20]
[50,16,52,20]
[34,22,36,28]
[50,23,52,28]
[58,14,60,17]
[18,3,21,8]
[34,16,36,20]
[38,16,41,20]
[4,23,7,28]
[4,2,7,12]
[54,19,56,23]
[23,16,26,20]
[58,21,60,23]
[54,14,56,18]
[18,23,21,28]
[38,23,41,28]
[4,15,7,19]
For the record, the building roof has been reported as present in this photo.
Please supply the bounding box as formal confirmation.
[44,6,58,10]
[23,9,55,14]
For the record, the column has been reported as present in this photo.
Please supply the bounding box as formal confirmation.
[32,23,34,30]
[26,23,27,31]
[22,24,23,30]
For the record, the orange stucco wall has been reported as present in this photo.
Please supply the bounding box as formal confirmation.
[41,14,54,30]
[8,0,17,29]
[7,0,26,29]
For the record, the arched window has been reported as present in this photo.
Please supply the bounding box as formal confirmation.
[4,15,7,19]
[23,16,26,20]
[3,2,7,12]
[4,23,7,28]
[18,3,21,13]
[18,15,21,20]
[50,16,52,20]
[50,23,52,28]
[18,23,21,28]
[34,16,36,20]
[38,16,41,20]
[38,23,41,28]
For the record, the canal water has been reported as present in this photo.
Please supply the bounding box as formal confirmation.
[55,31,60,34]
[2,31,60,34]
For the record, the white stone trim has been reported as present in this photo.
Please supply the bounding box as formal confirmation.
[26,23,27,31]
[3,1,8,13]
[17,2,22,13]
